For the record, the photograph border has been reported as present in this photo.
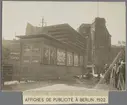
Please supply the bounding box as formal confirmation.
[0,0,127,105]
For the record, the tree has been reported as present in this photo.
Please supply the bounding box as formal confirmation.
[118,41,126,47]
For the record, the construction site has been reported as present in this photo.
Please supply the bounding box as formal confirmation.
[2,17,126,92]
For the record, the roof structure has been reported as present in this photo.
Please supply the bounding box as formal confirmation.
[17,34,86,52]
[19,23,87,52]
[77,23,91,37]
[17,17,112,52]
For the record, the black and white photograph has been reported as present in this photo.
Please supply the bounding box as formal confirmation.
[2,1,126,92]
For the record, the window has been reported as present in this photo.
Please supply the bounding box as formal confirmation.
[50,47,56,65]
[67,52,73,66]
[57,49,66,65]
[74,53,79,66]
[43,46,50,64]
[23,56,30,63]
[80,55,84,66]
[31,56,40,63]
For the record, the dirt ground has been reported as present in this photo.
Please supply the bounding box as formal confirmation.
[2,76,117,91]
[2,78,99,91]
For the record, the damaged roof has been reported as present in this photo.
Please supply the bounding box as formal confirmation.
[18,23,87,52]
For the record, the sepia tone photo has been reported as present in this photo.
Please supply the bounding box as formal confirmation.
[2,1,126,93]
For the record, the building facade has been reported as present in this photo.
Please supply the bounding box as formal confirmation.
[17,24,86,80]
[78,17,111,74]
[2,17,115,81]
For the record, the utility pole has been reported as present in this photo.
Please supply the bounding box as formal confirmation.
[42,17,44,27]
[41,17,47,27]
[14,32,17,40]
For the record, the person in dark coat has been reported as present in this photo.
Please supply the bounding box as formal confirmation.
[115,59,122,88]
[110,64,116,87]
[117,59,125,90]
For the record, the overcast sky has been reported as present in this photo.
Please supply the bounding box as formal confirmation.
[2,1,126,45]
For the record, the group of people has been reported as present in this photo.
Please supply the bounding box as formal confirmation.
[104,58,125,90]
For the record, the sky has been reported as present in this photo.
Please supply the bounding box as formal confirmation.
[2,1,126,45]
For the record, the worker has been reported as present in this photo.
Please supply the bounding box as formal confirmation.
[117,59,125,90]
[115,59,122,88]
[104,64,109,74]
[110,64,116,87]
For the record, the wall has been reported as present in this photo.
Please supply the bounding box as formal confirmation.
[21,65,82,80]
[20,37,84,80]
[93,18,111,66]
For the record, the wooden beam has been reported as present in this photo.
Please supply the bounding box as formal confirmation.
[68,41,85,51]
[95,49,124,86]
[48,31,71,36]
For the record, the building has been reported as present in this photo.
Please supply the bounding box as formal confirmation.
[2,17,114,81]
[2,39,20,80]
[17,17,113,80]
[78,17,111,74]
[17,24,87,80]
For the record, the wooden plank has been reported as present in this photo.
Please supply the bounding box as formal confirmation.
[52,34,69,38]
[47,26,71,32]
[56,38,69,42]
[76,40,86,46]
[67,41,85,51]
[48,31,71,36]
[75,43,85,49]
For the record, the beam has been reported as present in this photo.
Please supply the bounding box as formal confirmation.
[95,49,124,87]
